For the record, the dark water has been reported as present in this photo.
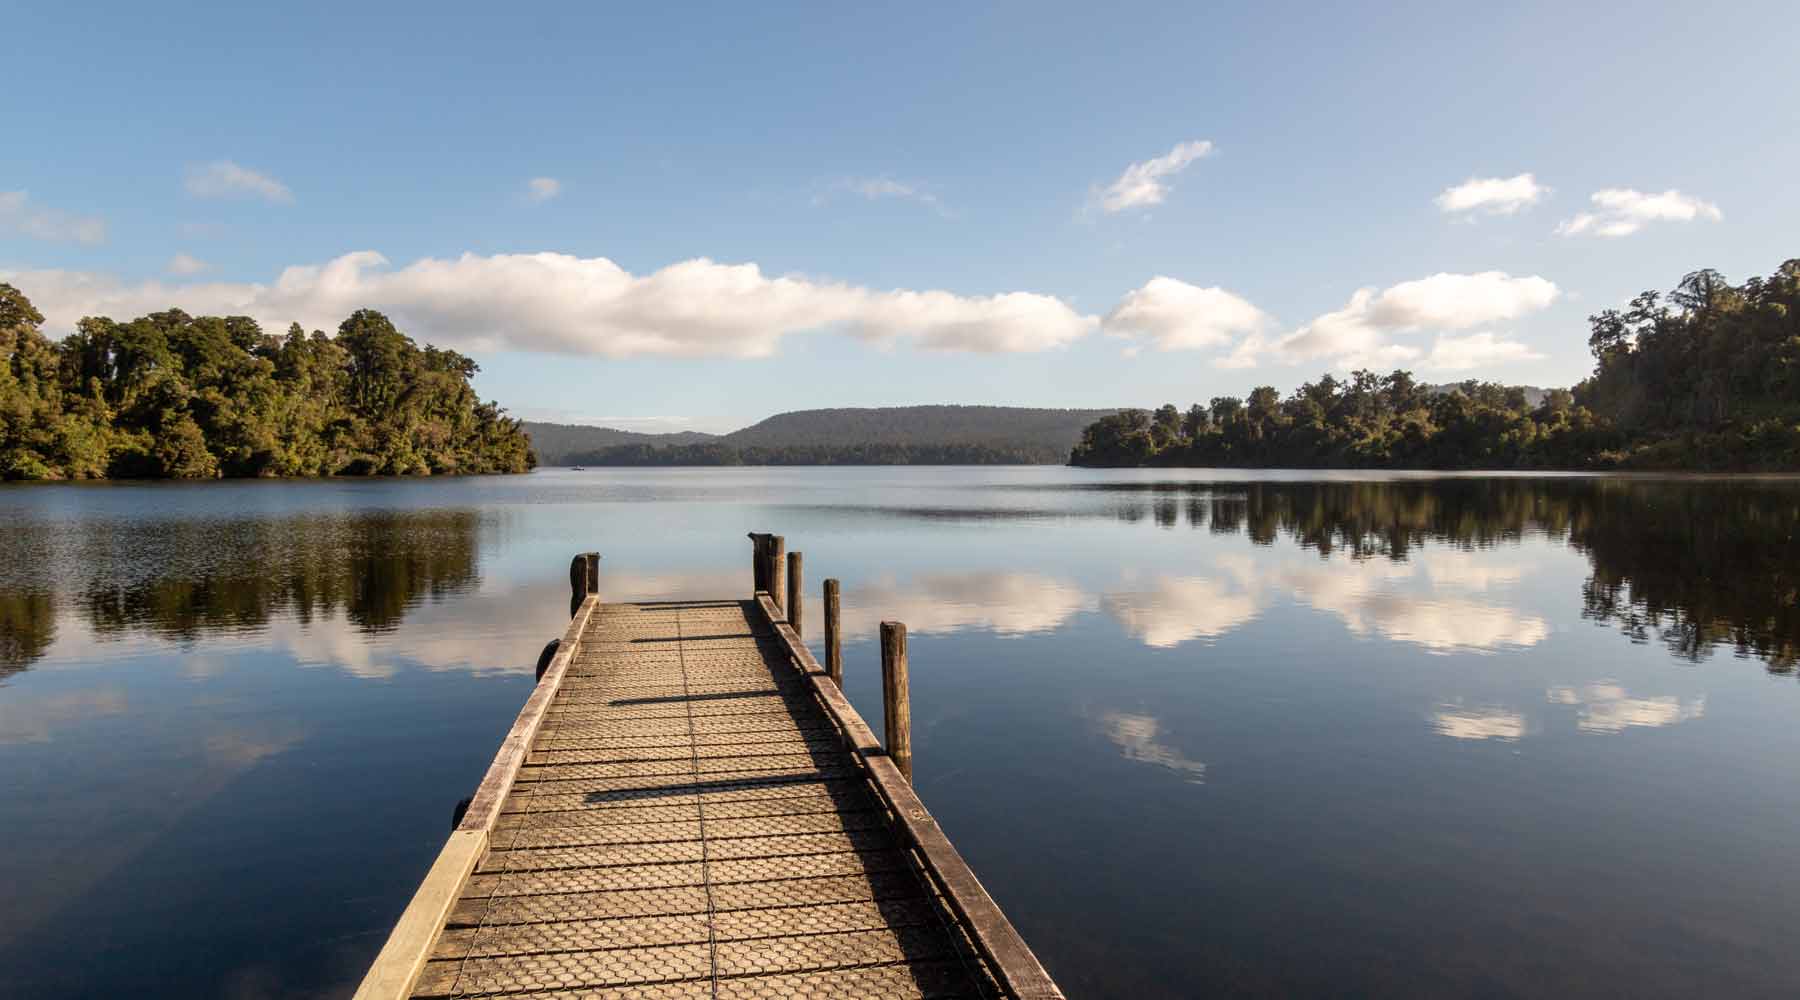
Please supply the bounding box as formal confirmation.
[2,469,1799,999]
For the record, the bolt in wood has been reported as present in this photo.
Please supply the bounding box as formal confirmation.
[767,535,786,613]
[880,621,912,783]
[787,551,803,634]
[824,578,842,686]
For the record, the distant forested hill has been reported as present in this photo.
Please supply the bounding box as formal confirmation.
[529,405,1117,465]
[1426,383,1550,408]
[522,422,716,465]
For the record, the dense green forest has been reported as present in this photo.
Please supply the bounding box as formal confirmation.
[1071,259,1800,470]
[0,283,534,479]
[533,405,1115,466]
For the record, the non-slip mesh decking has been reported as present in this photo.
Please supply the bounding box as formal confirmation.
[410,600,1002,998]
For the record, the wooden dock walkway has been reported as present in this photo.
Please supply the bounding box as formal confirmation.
[355,541,1062,1000]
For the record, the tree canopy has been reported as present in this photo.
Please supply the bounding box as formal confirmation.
[0,284,534,479]
[1071,258,1800,471]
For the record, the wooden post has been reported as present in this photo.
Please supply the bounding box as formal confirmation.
[767,535,786,614]
[747,533,768,593]
[584,551,599,596]
[824,578,842,686]
[786,551,803,634]
[880,621,912,783]
[568,553,589,618]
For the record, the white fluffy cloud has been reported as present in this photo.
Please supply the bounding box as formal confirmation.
[3,251,1098,357]
[1093,139,1213,213]
[185,161,294,204]
[525,177,562,203]
[1274,272,1558,370]
[165,253,207,276]
[1555,188,1721,238]
[1435,173,1547,216]
[0,190,106,244]
[1102,276,1270,353]
[1421,331,1545,370]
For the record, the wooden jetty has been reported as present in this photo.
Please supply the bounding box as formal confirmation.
[355,536,1063,999]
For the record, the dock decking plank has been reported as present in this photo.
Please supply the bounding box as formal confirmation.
[377,598,1013,999]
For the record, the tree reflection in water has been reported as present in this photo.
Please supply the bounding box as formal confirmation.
[1,509,482,673]
[1095,478,1800,672]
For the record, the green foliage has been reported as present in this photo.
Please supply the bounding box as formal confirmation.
[0,284,534,480]
[1073,257,1800,471]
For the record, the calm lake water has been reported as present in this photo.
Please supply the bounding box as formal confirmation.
[3,468,1799,998]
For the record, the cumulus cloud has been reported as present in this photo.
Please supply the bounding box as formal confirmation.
[185,161,294,203]
[1435,173,1547,216]
[1420,331,1545,370]
[0,190,106,244]
[525,177,562,203]
[165,253,208,276]
[1092,139,1213,213]
[2,251,1098,357]
[1274,272,1558,369]
[1102,276,1270,353]
[1555,188,1721,238]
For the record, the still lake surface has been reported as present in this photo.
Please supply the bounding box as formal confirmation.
[2,467,1799,998]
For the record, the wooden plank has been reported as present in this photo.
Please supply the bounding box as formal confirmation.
[351,830,487,1000]
[458,594,598,834]
[751,593,1065,1000]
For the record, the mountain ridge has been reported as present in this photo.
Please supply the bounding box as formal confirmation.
[523,405,1118,465]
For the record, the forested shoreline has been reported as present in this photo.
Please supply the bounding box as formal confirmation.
[1,284,534,479]
[1071,260,1800,471]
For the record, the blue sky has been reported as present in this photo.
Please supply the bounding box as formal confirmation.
[4,1,1795,432]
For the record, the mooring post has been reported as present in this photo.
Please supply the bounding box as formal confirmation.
[568,553,591,618]
[880,621,912,783]
[747,533,768,593]
[585,551,599,596]
[768,535,786,614]
[787,551,803,634]
[824,578,842,686]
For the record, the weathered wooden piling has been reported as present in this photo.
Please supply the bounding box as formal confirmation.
[786,551,803,634]
[567,552,597,618]
[746,532,770,592]
[824,577,842,686]
[766,534,786,613]
[881,620,913,783]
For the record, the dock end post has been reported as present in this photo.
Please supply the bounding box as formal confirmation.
[823,578,842,686]
[880,621,912,783]
[787,551,804,636]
